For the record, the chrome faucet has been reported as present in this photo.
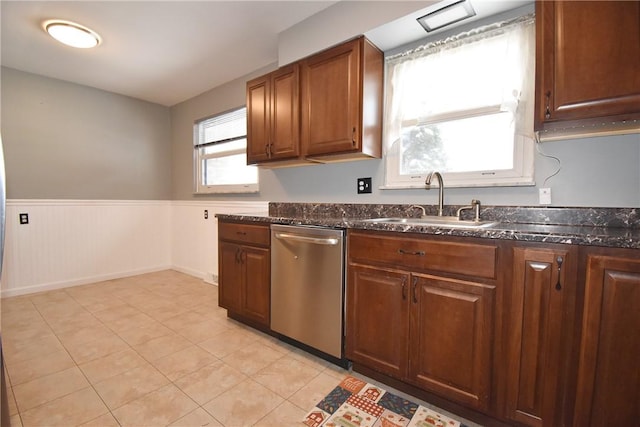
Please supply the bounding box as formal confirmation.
[457,199,482,222]
[425,171,444,216]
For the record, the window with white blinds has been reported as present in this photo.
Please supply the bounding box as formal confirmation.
[194,107,258,194]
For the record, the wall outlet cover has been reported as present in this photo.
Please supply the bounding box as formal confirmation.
[357,177,372,194]
[539,188,552,205]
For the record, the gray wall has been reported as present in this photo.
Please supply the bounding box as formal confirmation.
[169,68,640,208]
[1,67,171,200]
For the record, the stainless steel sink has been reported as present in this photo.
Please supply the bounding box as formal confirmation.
[363,215,498,229]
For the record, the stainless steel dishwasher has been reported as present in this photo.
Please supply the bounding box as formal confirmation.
[270,224,345,360]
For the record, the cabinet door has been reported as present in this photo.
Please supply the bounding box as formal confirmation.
[574,255,640,426]
[536,1,640,129]
[301,38,360,156]
[506,246,575,427]
[240,246,270,326]
[346,265,409,379]
[218,241,243,312]
[409,274,494,411]
[246,75,271,164]
[269,65,300,160]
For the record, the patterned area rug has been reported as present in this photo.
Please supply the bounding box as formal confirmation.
[303,376,466,427]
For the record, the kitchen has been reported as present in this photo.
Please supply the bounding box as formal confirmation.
[1,0,639,426]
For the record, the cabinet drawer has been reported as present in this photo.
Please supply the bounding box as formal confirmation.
[349,231,497,279]
[219,221,270,246]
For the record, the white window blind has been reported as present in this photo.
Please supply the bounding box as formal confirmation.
[194,107,258,194]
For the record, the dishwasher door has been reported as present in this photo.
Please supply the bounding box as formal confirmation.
[270,224,345,359]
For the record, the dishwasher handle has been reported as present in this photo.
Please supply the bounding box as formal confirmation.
[274,232,340,246]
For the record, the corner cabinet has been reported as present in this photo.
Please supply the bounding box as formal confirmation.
[246,64,301,165]
[218,220,270,329]
[346,230,499,412]
[301,36,383,161]
[535,1,640,132]
[573,250,640,426]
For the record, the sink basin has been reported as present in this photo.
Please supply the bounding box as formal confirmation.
[363,216,498,229]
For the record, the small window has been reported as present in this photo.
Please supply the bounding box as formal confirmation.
[383,14,536,189]
[194,107,258,194]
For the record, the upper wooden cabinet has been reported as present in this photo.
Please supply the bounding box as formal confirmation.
[301,36,383,161]
[535,1,640,132]
[246,36,383,166]
[246,64,301,165]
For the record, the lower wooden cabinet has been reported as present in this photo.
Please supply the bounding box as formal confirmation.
[410,274,494,411]
[346,266,409,379]
[505,245,577,427]
[346,230,498,413]
[573,253,640,426]
[346,230,639,426]
[218,221,270,328]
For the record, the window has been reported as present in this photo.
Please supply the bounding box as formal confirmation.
[383,14,536,189]
[194,107,258,194]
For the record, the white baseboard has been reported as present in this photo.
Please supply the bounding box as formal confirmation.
[0,265,171,298]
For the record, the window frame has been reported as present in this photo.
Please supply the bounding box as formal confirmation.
[193,107,259,194]
[382,14,536,190]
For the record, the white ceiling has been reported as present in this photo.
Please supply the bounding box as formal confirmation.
[1,1,338,106]
[1,0,532,107]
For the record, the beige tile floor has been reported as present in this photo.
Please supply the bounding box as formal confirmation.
[1,270,476,427]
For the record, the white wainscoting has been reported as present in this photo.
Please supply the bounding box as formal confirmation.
[1,199,267,297]
[170,201,268,284]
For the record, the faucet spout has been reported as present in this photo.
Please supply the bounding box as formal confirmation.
[425,171,444,216]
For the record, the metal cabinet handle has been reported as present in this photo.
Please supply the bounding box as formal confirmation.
[265,144,270,157]
[412,277,418,303]
[556,256,563,290]
[398,248,425,256]
[235,248,241,264]
[352,127,356,146]
[401,277,407,300]
[545,90,552,119]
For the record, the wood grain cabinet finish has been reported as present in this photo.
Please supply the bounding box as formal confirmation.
[573,253,640,426]
[346,265,409,380]
[346,230,498,412]
[409,274,495,411]
[300,36,383,161]
[246,64,300,164]
[535,1,640,131]
[218,221,270,327]
[505,245,577,427]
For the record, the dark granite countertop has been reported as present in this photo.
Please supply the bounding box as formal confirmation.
[216,203,640,249]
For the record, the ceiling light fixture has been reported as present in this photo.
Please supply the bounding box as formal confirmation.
[44,19,101,49]
[417,0,476,33]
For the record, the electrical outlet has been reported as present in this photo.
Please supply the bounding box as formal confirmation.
[19,213,29,224]
[357,177,372,194]
[539,188,552,205]
[204,209,208,219]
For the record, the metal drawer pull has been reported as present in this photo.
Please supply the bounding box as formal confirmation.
[398,248,425,256]
[236,231,247,235]
[274,232,339,246]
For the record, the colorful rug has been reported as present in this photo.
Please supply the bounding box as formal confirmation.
[303,376,466,427]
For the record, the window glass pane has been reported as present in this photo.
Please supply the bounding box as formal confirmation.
[400,112,514,175]
[202,154,257,186]
[202,139,247,155]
